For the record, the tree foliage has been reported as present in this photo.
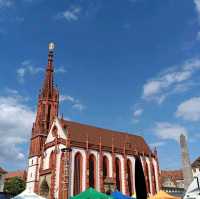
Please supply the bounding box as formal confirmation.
[3,177,26,196]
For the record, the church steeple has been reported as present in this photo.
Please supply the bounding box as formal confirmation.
[29,43,59,156]
[41,43,55,98]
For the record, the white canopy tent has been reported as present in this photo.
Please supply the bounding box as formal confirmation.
[12,190,46,199]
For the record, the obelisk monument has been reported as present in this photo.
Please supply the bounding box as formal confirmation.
[180,134,193,190]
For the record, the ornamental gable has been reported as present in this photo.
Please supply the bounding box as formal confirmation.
[45,118,67,144]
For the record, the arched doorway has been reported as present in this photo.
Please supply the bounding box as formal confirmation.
[103,156,109,179]
[73,153,82,196]
[89,154,96,188]
[40,178,49,198]
[127,160,133,196]
[115,157,121,192]
[135,157,147,199]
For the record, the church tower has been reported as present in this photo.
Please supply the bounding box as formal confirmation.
[30,42,59,157]
[27,43,59,193]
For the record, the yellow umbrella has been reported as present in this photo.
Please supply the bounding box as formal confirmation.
[148,190,181,199]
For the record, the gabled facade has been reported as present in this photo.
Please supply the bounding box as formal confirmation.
[26,44,160,199]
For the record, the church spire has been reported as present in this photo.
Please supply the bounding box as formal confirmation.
[41,42,55,98]
[29,43,59,156]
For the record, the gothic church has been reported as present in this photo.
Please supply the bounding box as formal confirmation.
[26,43,160,199]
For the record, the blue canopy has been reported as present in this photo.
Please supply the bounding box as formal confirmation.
[111,191,135,199]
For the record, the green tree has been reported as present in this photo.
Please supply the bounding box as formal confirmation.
[4,177,26,196]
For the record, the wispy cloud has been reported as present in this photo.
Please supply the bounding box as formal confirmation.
[142,58,200,104]
[193,0,200,40]
[55,6,81,22]
[0,0,13,8]
[55,66,67,73]
[150,141,165,148]
[17,60,66,83]
[176,97,200,122]
[153,122,187,142]
[133,108,143,117]
[17,60,43,83]
[194,0,200,21]
[60,94,86,111]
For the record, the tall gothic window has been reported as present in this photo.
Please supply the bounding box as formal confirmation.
[127,159,133,196]
[145,161,150,193]
[103,156,109,179]
[89,154,96,188]
[73,153,82,196]
[152,163,157,194]
[115,158,121,191]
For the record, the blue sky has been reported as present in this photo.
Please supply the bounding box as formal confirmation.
[0,0,200,171]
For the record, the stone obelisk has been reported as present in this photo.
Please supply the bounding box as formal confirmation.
[180,134,193,190]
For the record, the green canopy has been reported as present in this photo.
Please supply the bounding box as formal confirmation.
[70,188,114,199]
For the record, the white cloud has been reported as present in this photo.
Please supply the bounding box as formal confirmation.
[142,58,200,103]
[176,97,200,121]
[56,6,81,22]
[17,60,66,83]
[60,94,86,111]
[133,108,143,117]
[0,0,13,8]
[17,60,43,83]
[60,95,73,102]
[0,93,35,167]
[55,66,67,73]
[143,80,163,100]
[154,122,187,142]
[150,141,165,148]
[72,103,86,111]
[194,0,200,21]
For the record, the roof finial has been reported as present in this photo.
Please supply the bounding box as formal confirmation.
[48,42,55,52]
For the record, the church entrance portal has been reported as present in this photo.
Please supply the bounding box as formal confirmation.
[40,178,49,198]
[135,157,147,199]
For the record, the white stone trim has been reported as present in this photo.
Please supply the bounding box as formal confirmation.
[71,148,86,196]
[103,152,113,178]
[89,150,99,191]
[127,156,136,195]
[115,154,125,194]
[152,158,159,192]
[146,157,153,195]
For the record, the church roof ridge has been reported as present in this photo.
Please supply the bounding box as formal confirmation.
[59,118,151,155]
[60,118,142,138]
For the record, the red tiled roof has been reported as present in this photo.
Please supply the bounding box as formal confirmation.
[5,170,27,181]
[0,167,7,174]
[161,170,183,179]
[161,170,183,185]
[61,119,152,155]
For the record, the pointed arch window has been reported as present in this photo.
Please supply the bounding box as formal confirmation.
[127,159,133,196]
[115,157,121,192]
[145,161,150,193]
[103,156,109,179]
[89,154,96,188]
[73,153,82,195]
[152,163,157,194]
